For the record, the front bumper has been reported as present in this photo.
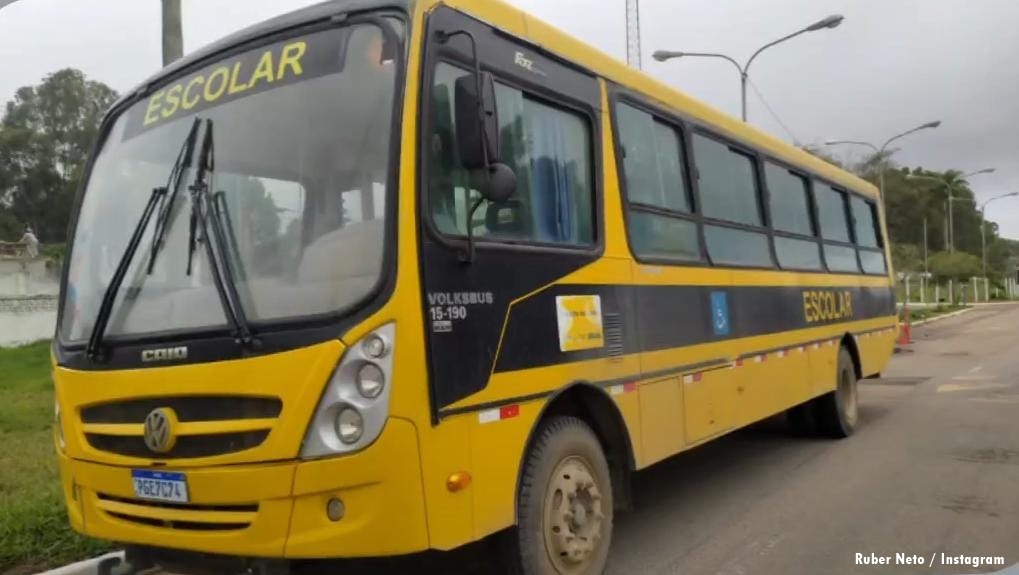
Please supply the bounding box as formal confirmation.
[58,418,429,558]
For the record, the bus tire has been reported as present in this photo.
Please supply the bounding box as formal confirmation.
[812,348,859,438]
[511,415,613,575]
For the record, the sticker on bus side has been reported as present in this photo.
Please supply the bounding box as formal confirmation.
[555,295,604,352]
[121,29,347,141]
[710,291,730,336]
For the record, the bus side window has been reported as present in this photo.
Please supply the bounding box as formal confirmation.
[765,161,823,271]
[691,132,772,268]
[815,183,861,273]
[851,196,887,274]
[614,101,700,262]
[429,78,462,235]
[428,62,594,247]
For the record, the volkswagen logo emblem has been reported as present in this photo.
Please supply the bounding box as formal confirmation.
[143,408,178,454]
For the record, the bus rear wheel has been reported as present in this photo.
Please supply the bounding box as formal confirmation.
[813,347,859,438]
[511,416,613,575]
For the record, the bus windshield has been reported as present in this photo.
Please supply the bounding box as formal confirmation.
[60,23,399,343]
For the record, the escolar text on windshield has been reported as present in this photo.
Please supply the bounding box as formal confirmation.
[122,29,346,140]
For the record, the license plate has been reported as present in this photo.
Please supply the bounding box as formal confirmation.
[131,470,189,503]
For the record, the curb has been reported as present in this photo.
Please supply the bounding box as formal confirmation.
[911,307,974,327]
[38,552,124,575]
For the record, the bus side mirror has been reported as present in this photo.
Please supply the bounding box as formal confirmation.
[455,72,516,203]
[454,72,500,170]
[475,162,517,203]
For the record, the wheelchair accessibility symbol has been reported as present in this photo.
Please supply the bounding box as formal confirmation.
[711,291,730,336]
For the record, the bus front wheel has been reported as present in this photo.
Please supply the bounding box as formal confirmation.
[510,415,613,575]
[813,347,859,438]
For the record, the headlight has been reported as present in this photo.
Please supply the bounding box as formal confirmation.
[301,323,395,458]
[362,334,388,359]
[356,363,385,398]
[335,407,364,444]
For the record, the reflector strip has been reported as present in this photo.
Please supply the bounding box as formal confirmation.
[682,373,703,384]
[609,382,638,396]
[479,405,520,424]
[500,404,520,420]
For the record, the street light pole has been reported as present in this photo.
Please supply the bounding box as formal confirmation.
[162,0,183,66]
[652,14,843,122]
[824,121,941,200]
[908,168,994,252]
[923,216,929,304]
[978,192,1019,276]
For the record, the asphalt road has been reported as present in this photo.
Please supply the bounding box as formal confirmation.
[99,305,1019,575]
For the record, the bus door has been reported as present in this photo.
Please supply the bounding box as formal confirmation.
[418,6,605,416]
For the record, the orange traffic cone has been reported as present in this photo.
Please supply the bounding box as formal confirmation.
[897,307,912,346]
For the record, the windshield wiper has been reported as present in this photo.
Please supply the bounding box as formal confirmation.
[187,119,260,349]
[147,117,201,274]
[84,121,203,361]
[213,190,246,282]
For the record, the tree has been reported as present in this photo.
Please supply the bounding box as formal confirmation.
[929,251,981,284]
[881,167,934,248]
[0,208,20,239]
[986,237,1012,281]
[907,169,985,253]
[890,243,922,274]
[0,69,118,242]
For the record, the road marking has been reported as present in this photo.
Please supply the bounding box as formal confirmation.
[968,365,984,373]
[938,382,1009,393]
[950,375,995,381]
[968,395,1019,404]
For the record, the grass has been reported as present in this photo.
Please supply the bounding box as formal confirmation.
[0,341,111,574]
[907,304,967,323]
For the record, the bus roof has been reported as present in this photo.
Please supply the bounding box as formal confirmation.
[113,0,875,199]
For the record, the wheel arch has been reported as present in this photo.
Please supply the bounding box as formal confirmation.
[514,382,636,520]
[841,332,863,379]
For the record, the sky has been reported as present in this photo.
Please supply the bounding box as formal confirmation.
[3,0,1019,237]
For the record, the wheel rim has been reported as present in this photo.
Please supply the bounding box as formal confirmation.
[542,455,605,574]
[838,367,858,428]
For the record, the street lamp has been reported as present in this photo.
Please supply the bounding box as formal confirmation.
[652,14,844,121]
[941,192,1017,301]
[977,192,1017,275]
[824,120,941,199]
[907,168,994,252]
[964,168,996,178]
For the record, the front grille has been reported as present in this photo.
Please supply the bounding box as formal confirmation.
[82,396,281,424]
[87,430,269,458]
[80,395,280,459]
[98,493,257,532]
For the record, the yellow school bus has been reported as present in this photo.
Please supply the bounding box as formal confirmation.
[53,0,896,572]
